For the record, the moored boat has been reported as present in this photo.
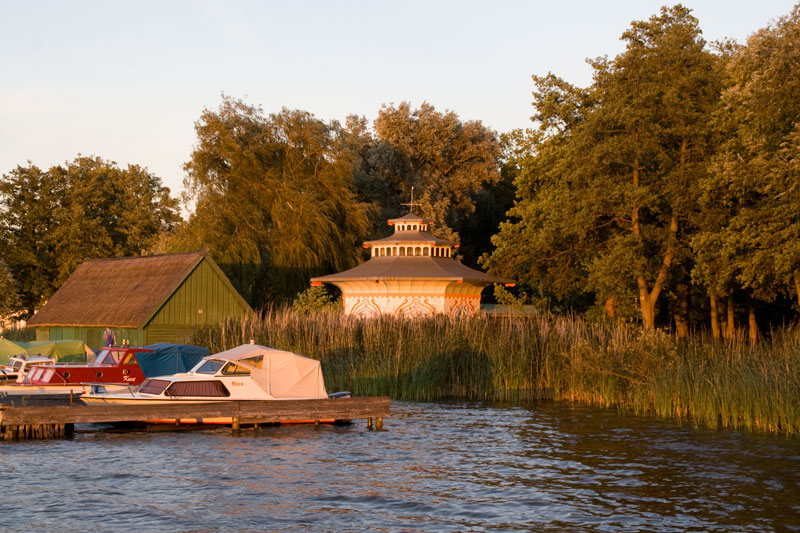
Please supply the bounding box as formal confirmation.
[0,355,57,382]
[82,343,344,424]
[0,343,209,398]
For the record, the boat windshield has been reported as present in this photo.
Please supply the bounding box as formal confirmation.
[138,378,170,395]
[195,359,225,375]
[221,362,251,375]
[95,349,122,365]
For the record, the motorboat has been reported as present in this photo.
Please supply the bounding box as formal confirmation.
[82,344,339,424]
[83,343,328,403]
[0,355,56,382]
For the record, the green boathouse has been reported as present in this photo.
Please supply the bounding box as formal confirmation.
[27,251,254,350]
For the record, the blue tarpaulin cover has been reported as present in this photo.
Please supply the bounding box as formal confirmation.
[136,343,210,378]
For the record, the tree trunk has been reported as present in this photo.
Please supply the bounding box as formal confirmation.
[725,294,735,339]
[674,309,689,338]
[748,305,758,344]
[674,285,689,339]
[709,292,720,340]
[604,295,616,320]
[631,158,678,330]
[639,291,657,330]
[795,272,800,312]
[635,213,677,330]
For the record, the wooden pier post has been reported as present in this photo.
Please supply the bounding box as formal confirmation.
[376,417,383,430]
[367,417,373,429]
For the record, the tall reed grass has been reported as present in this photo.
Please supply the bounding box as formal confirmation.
[189,308,800,437]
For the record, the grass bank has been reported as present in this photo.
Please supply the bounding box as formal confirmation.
[191,308,800,436]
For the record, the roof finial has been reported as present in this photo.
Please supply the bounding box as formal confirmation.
[400,186,417,214]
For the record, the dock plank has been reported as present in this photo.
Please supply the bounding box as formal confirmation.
[0,397,390,426]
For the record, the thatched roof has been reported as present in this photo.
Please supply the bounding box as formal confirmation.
[28,252,234,328]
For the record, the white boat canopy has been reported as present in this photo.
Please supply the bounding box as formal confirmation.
[210,344,328,399]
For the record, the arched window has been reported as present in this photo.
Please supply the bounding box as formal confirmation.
[399,247,406,256]
[423,247,429,256]
[415,247,421,256]
[393,247,398,256]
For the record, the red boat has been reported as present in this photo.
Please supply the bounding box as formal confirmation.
[0,344,209,398]
[24,346,151,387]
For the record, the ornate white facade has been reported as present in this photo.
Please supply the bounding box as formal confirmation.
[311,212,512,318]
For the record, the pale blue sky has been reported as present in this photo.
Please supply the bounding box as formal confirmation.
[1,1,796,196]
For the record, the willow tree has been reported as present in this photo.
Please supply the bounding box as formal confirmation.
[180,96,371,306]
[368,102,502,245]
[486,5,721,331]
[693,6,800,337]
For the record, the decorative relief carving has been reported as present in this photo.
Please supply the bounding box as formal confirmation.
[447,296,479,319]
[349,298,382,318]
[394,297,436,318]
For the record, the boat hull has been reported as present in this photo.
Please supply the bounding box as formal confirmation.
[0,383,134,397]
[81,396,336,424]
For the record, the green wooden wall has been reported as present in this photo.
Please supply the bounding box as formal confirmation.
[147,259,251,328]
[43,326,142,350]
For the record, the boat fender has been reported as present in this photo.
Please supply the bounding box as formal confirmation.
[123,369,129,375]
[96,371,103,378]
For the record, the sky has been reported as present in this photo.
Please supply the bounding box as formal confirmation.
[1,0,797,197]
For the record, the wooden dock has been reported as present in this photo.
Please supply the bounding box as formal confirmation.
[0,397,391,441]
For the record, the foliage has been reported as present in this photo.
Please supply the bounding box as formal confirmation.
[485,5,723,330]
[292,285,340,313]
[176,96,372,307]
[693,6,800,309]
[355,102,503,257]
[0,157,180,313]
[0,258,21,315]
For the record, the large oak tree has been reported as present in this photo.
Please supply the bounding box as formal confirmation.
[0,157,180,314]
[693,6,800,339]
[485,5,722,331]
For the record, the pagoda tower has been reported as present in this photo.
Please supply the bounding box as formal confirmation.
[310,211,513,318]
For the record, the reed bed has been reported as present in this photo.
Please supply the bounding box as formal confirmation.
[189,309,800,437]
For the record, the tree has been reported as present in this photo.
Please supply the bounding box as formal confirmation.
[0,258,21,316]
[0,164,66,312]
[179,96,371,307]
[0,158,180,313]
[485,5,722,331]
[365,102,503,251]
[51,157,181,283]
[694,6,800,338]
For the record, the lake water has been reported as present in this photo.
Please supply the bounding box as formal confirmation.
[2,401,799,532]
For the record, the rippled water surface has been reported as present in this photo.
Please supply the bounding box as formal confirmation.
[2,401,799,531]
